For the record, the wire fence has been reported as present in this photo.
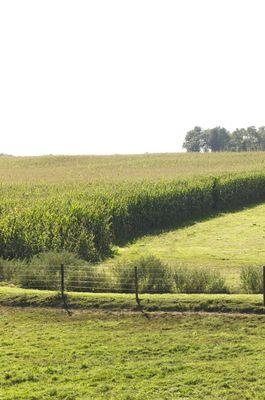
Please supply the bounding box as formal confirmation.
[1,263,265,306]
[0,262,228,294]
[0,264,146,294]
[0,263,144,307]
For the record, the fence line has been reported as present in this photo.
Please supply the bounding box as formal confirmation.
[1,263,265,308]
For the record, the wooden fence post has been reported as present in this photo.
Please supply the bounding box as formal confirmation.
[60,263,65,298]
[134,266,141,308]
[262,265,265,307]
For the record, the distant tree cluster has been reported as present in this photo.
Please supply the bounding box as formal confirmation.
[183,126,265,152]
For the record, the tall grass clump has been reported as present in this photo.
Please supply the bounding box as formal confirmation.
[111,256,228,294]
[112,256,173,293]
[0,251,109,292]
[16,251,86,290]
[240,266,263,293]
[1,252,228,294]
[0,258,27,285]
[172,267,228,294]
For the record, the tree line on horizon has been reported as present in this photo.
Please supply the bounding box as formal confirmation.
[183,126,265,152]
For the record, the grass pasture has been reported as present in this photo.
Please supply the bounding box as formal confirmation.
[0,287,265,314]
[107,202,265,290]
[1,306,265,400]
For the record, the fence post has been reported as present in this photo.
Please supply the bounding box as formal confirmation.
[134,266,141,308]
[262,265,265,307]
[60,263,65,299]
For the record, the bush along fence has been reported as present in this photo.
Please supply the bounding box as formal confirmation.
[0,263,224,309]
[0,260,227,294]
[2,258,265,307]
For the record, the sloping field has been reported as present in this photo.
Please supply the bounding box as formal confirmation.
[1,307,265,400]
[2,152,265,183]
[105,203,265,288]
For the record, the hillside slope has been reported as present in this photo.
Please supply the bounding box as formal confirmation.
[104,203,265,288]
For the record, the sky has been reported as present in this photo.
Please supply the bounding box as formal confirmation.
[1,0,265,156]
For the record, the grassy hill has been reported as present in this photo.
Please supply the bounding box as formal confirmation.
[102,203,265,290]
[1,152,265,183]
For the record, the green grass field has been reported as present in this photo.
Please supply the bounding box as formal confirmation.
[102,202,265,290]
[1,306,265,400]
[1,287,264,313]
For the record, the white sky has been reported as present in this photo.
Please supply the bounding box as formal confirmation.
[1,0,265,156]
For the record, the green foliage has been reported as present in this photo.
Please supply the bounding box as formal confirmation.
[30,250,84,267]
[0,251,86,290]
[217,173,265,210]
[65,265,108,293]
[0,258,27,285]
[113,256,173,293]
[204,127,230,152]
[1,171,265,262]
[110,178,214,242]
[184,125,265,152]
[240,266,263,293]
[0,253,227,294]
[182,126,206,152]
[111,257,227,294]
[172,267,228,293]
[0,200,112,262]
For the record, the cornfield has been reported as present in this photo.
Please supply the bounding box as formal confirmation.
[1,166,265,261]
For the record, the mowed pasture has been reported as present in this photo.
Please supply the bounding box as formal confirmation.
[1,307,265,400]
[107,202,265,290]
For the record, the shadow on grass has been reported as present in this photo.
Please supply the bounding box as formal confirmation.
[111,200,265,250]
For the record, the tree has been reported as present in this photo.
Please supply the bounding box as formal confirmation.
[229,127,260,151]
[204,127,230,152]
[244,126,260,151]
[182,127,206,152]
[257,127,265,150]
[229,129,247,151]
[183,125,265,152]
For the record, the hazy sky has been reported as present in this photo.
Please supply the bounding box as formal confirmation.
[1,0,265,156]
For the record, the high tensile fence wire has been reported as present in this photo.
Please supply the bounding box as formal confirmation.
[263,265,265,306]
[1,263,265,309]
[0,263,142,308]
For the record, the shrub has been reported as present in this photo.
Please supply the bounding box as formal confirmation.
[0,258,27,285]
[172,267,228,294]
[112,258,228,294]
[9,251,87,291]
[240,266,263,293]
[112,256,173,293]
[65,265,109,293]
[0,250,110,292]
